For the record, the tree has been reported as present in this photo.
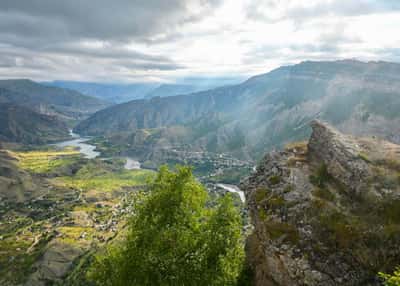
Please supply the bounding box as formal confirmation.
[379,267,400,286]
[88,165,245,286]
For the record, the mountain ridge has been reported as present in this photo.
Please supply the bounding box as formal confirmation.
[0,79,110,123]
[76,59,400,162]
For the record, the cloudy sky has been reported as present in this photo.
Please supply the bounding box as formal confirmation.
[1,0,400,82]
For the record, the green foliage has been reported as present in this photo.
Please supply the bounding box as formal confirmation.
[358,152,371,163]
[379,266,400,286]
[379,199,400,224]
[268,175,281,185]
[312,187,335,201]
[88,165,245,286]
[54,160,153,193]
[15,149,80,173]
[309,164,331,188]
[264,220,299,244]
[266,194,285,210]
[258,208,268,221]
[254,188,269,204]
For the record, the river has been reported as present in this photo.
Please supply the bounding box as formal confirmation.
[54,131,100,159]
[216,184,246,203]
[54,131,141,169]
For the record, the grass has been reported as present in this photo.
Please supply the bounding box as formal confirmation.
[358,152,371,163]
[14,148,80,173]
[57,226,96,245]
[284,141,308,152]
[264,220,299,244]
[312,187,335,201]
[55,169,153,193]
[255,188,269,204]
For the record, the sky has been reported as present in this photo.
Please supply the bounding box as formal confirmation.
[0,0,400,83]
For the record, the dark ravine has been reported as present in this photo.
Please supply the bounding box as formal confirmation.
[242,120,400,285]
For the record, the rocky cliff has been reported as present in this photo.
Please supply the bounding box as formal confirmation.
[242,120,400,285]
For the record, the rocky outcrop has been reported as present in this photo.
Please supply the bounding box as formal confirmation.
[25,241,84,286]
[243,120,400,286]
[308,120,371,194]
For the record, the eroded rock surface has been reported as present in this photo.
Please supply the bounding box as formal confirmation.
[243,120,400,286]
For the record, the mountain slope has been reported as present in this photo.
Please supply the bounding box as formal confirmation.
[44,81,158,103]
[242,120,400,285]
[76,60,400,159]
[0,79,110,122]
[144,84,205,99]
[0,103,69,144]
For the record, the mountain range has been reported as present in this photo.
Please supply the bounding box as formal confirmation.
[76,60,400,160]
[46,77,243,103]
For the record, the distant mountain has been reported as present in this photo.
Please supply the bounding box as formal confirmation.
[144,77,243,99]
[76,60,400,160]
[0,79,110,122]
[46,77,243,102]
[144,84,200,99]
[0,103,69,144]
[44,81,158,103]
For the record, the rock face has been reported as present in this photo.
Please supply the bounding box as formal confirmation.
[308,120,371,194]
[25,241,84,286]
[242,120,400,286]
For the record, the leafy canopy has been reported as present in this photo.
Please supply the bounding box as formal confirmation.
[88,165,245,286]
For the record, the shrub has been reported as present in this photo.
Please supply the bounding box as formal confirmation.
[358,152,371,163]
[254,188,269,204]
[268,175,281,185]
[264,220,299,244]
[309,164,331,188]
[312,187,335,201]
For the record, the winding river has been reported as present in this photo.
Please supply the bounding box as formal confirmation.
[54,131,100,159]
[54,131,141,169]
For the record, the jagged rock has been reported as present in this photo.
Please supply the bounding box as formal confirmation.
[243,120,400,286]
[308,120,371,194]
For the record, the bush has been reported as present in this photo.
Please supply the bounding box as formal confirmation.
[268,175,281,185]
[309,164,331,188]
[312,187,335,201]
[254,188,269,204]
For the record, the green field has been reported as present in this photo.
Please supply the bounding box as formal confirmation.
[14,148,81,173]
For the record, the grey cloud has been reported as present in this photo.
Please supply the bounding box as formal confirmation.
[114,60,185,71]
[0,0,221,43]
[0,0,219,81]
[247,0,400,24]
